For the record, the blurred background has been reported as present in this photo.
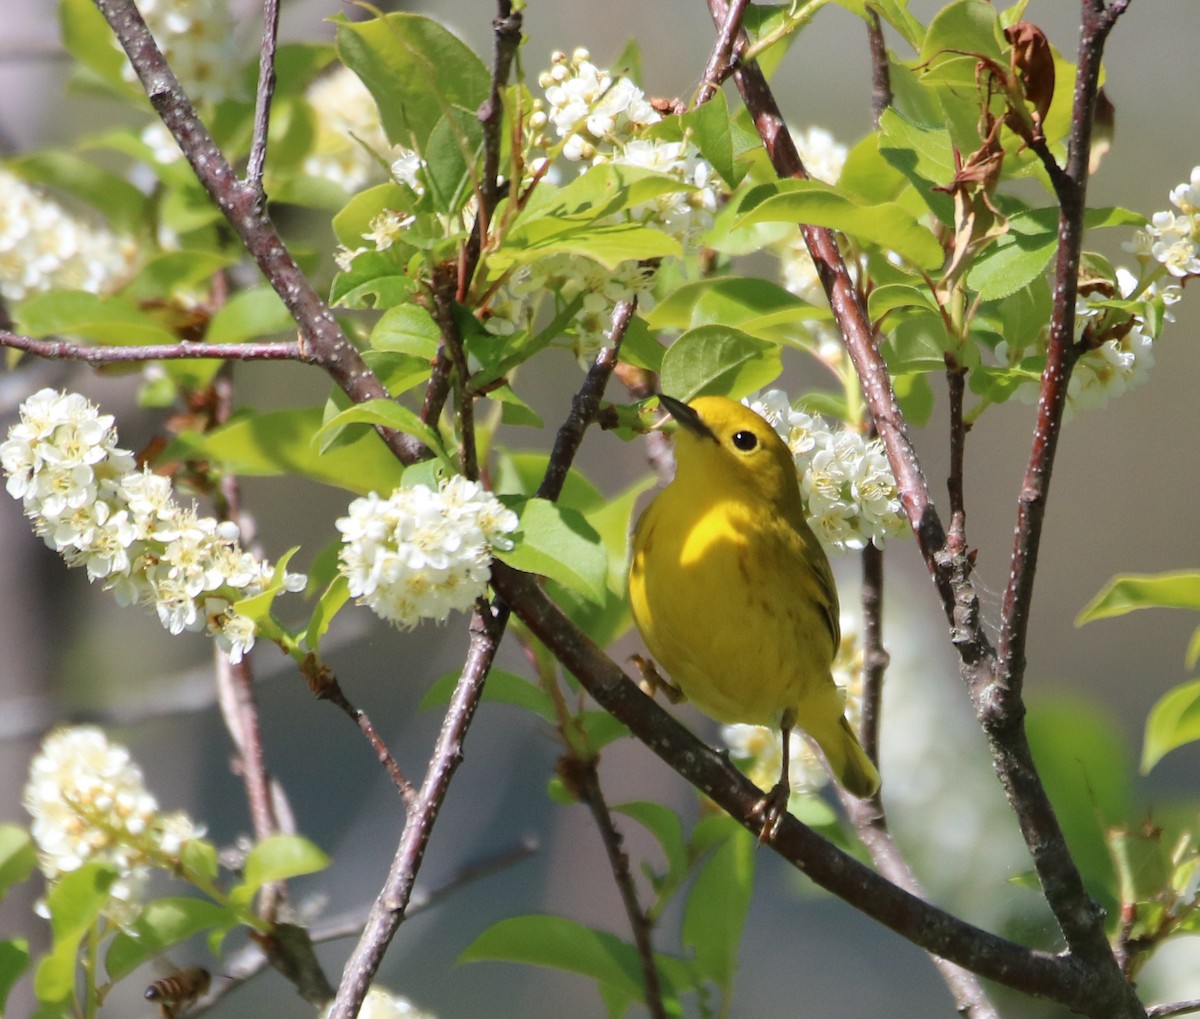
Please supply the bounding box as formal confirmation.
[2,1,1200,1016]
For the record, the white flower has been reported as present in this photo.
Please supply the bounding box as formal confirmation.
[24,726,205,924]
[364,210,416,251]
[749,390,906,551]
[0,169,136,303]
[305,66,402,192]
[3,390,305,655]
[337,476,519,629]
[539,48,660,162]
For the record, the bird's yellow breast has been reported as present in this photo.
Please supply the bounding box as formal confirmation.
[629,482,837,726]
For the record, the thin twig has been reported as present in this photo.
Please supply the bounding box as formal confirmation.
[304,664,417,809]
[0,331,302,364]
[246,0,281,189]
[866,9,893,127]
[459,0,522,294]
[845,795,1000,1019]
[537,301,635,502]
[431,266,478,480]
[858,543,887,767]
[95,0,427,466]
[946,356,968,556]
[190,839,538,1016]
[328,599,509,1019]
[696,0,751,105]
[565,756,666,1019]
[1149,1000,1200,1019]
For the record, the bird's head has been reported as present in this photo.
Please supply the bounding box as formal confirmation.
[658,394,803,509]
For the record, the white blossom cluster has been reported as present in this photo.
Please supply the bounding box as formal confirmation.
[1,389,304,662]
[320,988,437,1019]
[119,0,239,105]
[0,169,136,303]
[995,266,1171,417]
[750,390,907,551]
[485,254,657,365]
[305,66,416,193]
[479,49,723,367]
[1067,267,1167,415]
[538,48,661,162]
[722,621,868,798]
[24,726,205,922]
[336,476,519,629]
[1137,165,1200,278]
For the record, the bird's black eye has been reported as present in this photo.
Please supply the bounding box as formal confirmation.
[731,430,758,451]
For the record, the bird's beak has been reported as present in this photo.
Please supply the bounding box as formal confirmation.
[658,394,718,443]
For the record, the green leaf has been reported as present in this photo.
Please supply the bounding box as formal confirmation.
[877,107,955,223]
[920,0,1004,67]
[0,940,29,1014]
[180,838,219,886]
[35,863,115,1003]
[460,915,644,1008]
[681,90,737,188]
[60,0,140,96]
[121,250,238,304]
[1141,679,1200,775]
[735,178,944,269]
[370,304,441,357]
[164,406,406,495]
[968,207,1147,303]
[1026,697,1131,908]
[614,802,687,888]
[682,821,754,990]
[646,277,815,333]
[314,399,450,465]
[659,325,782,402]
[335,13,489,150]
[420,667,556,721]
[9,151,148,234]
[105,898,233,980]
[423,108,484,215]
[306,575,350,652]
[231,836,330,909]
[0,827,36,902]
[497,499,607,605]
[1077,572,1200,625]
[15,291,179,345]
[206,287,294,344]
[492,452,604,511]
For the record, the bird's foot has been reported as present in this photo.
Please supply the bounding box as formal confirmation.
[629,655,684,704]
[751,781,790,844]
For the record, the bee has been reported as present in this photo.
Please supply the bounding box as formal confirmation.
[144,966,211,1018]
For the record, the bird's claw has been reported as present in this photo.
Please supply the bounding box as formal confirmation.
[629,655,684,703]
[751,781,790,844]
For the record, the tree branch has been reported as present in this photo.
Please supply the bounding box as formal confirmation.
[562,755,666,1019]
[490,560,1105,1012]
[696,0,750,105]
[246,0,281,189]
[327,598,509,1019]
[94,0,427,466]
[0,330,302,364]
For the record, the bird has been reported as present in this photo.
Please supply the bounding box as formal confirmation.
[628,394,880,836]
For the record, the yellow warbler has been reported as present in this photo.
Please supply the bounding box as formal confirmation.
[628,394,880,828]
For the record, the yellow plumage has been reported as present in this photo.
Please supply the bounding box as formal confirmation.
[628,395,880,817]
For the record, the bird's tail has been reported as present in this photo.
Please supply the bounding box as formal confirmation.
[819,716,881,799]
